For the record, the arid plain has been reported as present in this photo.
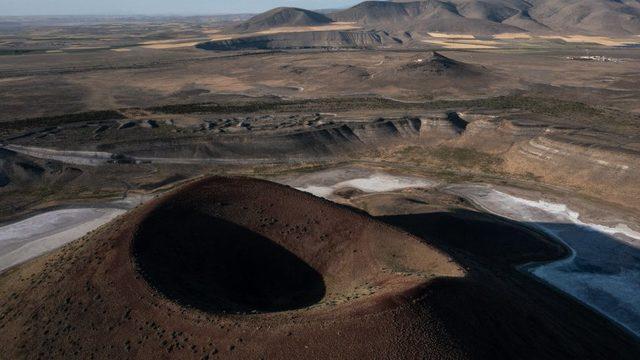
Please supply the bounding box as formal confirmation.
[1,2,640,358]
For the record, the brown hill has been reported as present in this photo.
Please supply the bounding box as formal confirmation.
[212,0,640,51]
[331,0,529,35]
[330,0,640,35]
[1,177,639,359]
[231,7,334,33]
[397,51,481,76]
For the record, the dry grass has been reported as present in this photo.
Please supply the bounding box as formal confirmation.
[141,41,200,49]
[421,40,498,49]
[208,34,236,41]
[427,32,476,39]
[385,145,504,174]
[253,22,360,35]
[139,37,207,49]
[424,33,639,47]
[209,22,361,42]
[493,33,532,39]
[62,46,103,50]
[139,38,198,45]
[539,35,640,47]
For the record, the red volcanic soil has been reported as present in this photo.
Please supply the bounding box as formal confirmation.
[0,177,639,359]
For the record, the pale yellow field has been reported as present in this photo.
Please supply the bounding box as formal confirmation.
[421,39,498,49]
[493,33,532,39]
[62,46,103,50]
[208,35,236,41]
[427,32,476,39]
[110,48,131,52]
[140,23,361,48]
[140,38,204,45]
[421,33,640,48]
[253,22,361,35]
[540,35,640,46]
[141,41,200,49]
[210,22,361,41]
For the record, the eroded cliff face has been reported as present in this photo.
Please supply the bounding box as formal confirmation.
[4,107,639,211]
[440,115,640,210]
[503,134,640,208]
[463,118,638,209]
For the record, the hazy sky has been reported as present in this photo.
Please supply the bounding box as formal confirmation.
[1,0,362,16]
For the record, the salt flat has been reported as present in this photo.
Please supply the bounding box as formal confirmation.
[279,167,437,198]
[445,183,640,336]
[0,208,125,272]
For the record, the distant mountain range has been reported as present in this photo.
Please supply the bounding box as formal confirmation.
[234,0,640,35]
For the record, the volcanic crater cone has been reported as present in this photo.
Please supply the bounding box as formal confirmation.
[0,176,465,358]
[398,51,481,76]
[133,177,463,315]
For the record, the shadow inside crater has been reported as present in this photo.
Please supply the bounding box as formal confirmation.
[378,209,567,266]
[133,207,326,314]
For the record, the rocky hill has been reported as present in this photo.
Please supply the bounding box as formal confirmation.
[330,0,640,35]
[231,7,334,33]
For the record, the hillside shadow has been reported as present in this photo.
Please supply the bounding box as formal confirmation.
[376,209,640,356]
[378,209,640,285]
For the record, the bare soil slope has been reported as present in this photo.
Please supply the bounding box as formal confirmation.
[332,0,640,35]
[231,7,334,33]
[0,177,464,359]
[332,0,524,34]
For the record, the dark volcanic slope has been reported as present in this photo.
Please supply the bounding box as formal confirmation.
[331,0,640,35]
[1,177,640,359]
[397,51,481,76]
[231,7,334,33]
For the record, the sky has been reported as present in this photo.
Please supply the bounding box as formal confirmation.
[0,0,363,16]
